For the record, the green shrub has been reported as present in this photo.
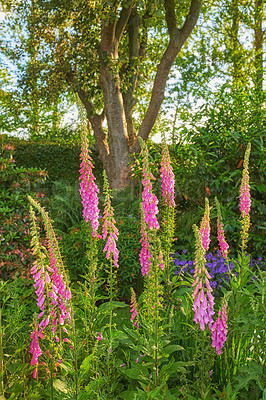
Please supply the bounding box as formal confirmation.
[59,216,142,302]
[1,135,103,193]
[0,142,47,279]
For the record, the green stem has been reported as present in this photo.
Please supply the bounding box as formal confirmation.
[74,342,78,398]
[154,258,159,386]
[163,205,174,324]
[108,258,114,379]
[201,329,206,395]
[70,311,78,400]
[0,307,4,394]
[50,356,54,400]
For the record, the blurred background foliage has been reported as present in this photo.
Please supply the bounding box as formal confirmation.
[1,81,265,296]
[0,0,265,298]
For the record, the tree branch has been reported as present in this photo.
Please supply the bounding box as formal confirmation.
[122,6,140,145]
[165,0,177,37]
[133,0,202,151]
[77,89,109,163]
[123,6,152,146]
[66,71,109,164]
[179,0,203,44]
[115,3,133,43]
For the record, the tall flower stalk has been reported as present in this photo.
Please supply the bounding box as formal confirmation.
[139,206,152,276]
[211,299,228,355]
[240,143,251,255]
[160,137,175,209]
[200,198,211,252]
[28,197,73,395]
[130,288,139,329]
[142,238,164,386]
[79,115,100,238]
[102,171,119,361]
[160,137,175,313]
[139,138,160,231]
[102,171,119,269]
[139,139,163,386]
[215,197,229,259]
[192,220,215,396]
[192,222,215,331]
[79,107,100,353]
[139,139,159,277]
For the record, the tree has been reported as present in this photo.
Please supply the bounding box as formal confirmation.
[254,0,264,93]
[2,0,202,189]
[163,0,265,145]
[0,2,70,137]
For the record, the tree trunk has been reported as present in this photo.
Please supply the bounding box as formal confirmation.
[100,69,132,189]
[254,0,264,92]
[79,0,202,190]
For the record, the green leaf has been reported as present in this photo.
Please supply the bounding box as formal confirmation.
[149,384,164,398]
[161,361,192,376]
[186,395,198,400]
[53,379,68,393]
[119,391,138,400]
[161,344,184,356]
[80,354,94,375]
[98,301,128,314]
[123,365,149,380]
[60,360,74,374]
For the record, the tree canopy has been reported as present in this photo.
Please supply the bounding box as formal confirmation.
[0,0,264,189]
[1,0,203,188]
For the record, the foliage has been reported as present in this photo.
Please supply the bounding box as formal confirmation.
[13,141,80,189]
[175,87,265,257]
[0,140,265,399]
[173,249,264,295]
[0,277,43,399]
[137,87,266,258]
[59,214,142,302]
[49,181,83,233]
[0,0,203,190]
[1,135,103,192]
[0,140,47,279]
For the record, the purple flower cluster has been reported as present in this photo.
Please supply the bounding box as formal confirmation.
[139,217,152,276]
[240,143,251,218]
[30,327,44,379]
[211,301,228,355]
[217,214,229,258]
[102,177,119,268]
[79,135,100,236]
[130,288,139,329]
[30,236,71,378]
[200,199,211,251]
[141,145,159,231]
[191,223,215,331]
[173,250,262,291]
[192,277,215,330]
[160,140,175,208]
[47,238,71,335]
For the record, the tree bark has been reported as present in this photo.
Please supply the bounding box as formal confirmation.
[80,0,202,190]
[229,0,241,85]
[254,0,264,92]
[98,5,133,189]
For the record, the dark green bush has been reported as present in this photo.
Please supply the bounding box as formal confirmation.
[59,207,142,302]
[141,88,266,259]
[1,135,103,193]
[0,142,47,279]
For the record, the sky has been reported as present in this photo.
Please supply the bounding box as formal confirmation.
[1,5,265,143]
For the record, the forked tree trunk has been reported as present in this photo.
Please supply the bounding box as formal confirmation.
[78,0,202,190]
